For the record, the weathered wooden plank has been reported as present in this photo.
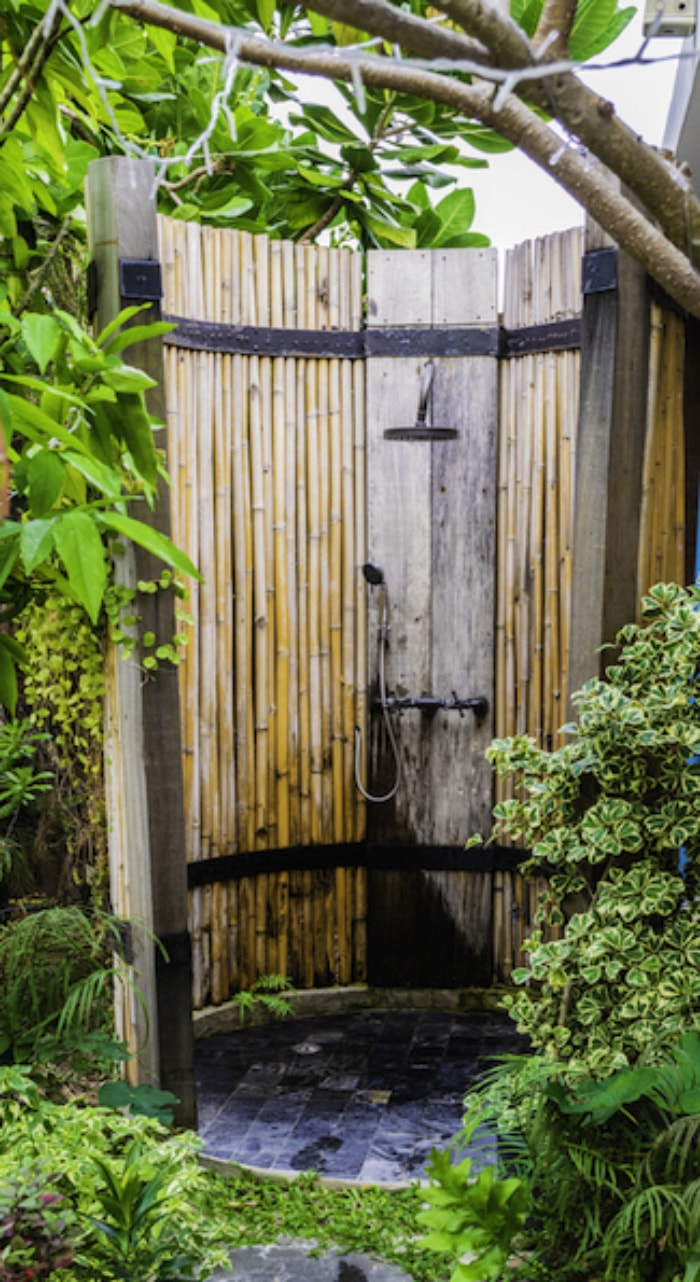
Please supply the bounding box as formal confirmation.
[569,212,652,703]
[365,249,497,848]
[87,158,195,1124]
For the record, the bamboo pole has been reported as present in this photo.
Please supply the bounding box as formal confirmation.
[317,355,333,841]
[249,352,269,848]
[232,346,256,854]
[329,357,344,844]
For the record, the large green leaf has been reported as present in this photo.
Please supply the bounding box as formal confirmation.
[63,451,122,502]
[96,511,202,581]
[432,189,477,246]
[53,511,108,625]
[113,394,159,489]
[21,315,62,375]
[20,519,56,575]
[570,0,635,59]
[26,450,65,517]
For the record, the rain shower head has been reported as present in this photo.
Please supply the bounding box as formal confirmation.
[384,359,459,442]
[362,561,385,586]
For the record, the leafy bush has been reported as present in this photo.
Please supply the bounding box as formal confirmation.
[0,1071,229,1282]
[0,907,127,1074]
[481,582,700,1078]
[0,1165,75,1280]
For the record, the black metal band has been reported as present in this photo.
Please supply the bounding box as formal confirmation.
[186,842,526,888]
[162,315,582,360]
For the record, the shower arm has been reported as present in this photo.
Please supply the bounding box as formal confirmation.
[370,693,489,718]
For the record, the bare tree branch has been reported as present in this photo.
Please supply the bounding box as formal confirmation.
[112,0,700,318]
[533,0,578,56]
[298,0,491,63]
[430,0,700,254]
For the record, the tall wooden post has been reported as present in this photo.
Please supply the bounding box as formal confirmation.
[568,217,652,707]
[87,158,196,1128]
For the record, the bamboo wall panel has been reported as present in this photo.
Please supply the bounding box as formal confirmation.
[155,219,689,1004]
[493,230,582,981]
[159,218,367,1004]
[497,229,582,761]
[637,303,686,601]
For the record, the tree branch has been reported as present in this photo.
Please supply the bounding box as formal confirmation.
[297,0,492,63]
[112,0,700,318]
[533,0,578,56]
[431,0,700,256]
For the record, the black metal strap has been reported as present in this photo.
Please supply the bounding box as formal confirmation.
[186,842,527,887]
[162,315,583,360]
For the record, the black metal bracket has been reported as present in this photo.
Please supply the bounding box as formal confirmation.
[371,692,489,719]
[120,258,163,302]
[155,929,192,971]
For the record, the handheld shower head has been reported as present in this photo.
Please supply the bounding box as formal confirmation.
[362,561,384,586]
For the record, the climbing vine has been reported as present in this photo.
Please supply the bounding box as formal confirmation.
[14,593,108,901]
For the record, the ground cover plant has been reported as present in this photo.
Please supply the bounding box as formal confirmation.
[0,1060,451,1282]
[421,581,700,1281]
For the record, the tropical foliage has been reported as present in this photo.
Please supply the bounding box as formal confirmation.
[422,583,700,1280]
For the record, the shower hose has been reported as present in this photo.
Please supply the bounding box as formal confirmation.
[354,588,401,803]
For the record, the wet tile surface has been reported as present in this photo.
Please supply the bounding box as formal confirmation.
[196,1009,526,1183]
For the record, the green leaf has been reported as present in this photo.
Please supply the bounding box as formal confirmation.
[291,104,359,144]
[26,450,65,517]
[63,450,122,502]
[0,646,18,716]
[102,365,157,394]
[96,511,202,581]
[361,213,417,248]
[432,189,476,246]
[570,0,635,59]
[21,314,61,374]
[102,321,176,357]
[53,511,108,625]
[20,518,56,574]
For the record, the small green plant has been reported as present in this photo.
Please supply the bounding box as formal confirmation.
[418,1109,529,1282]
[0,719,53,898]
[231,974,296,1027]
[0,906,128,1074]
[0,1165,75,1280]
[77,1141,209,1281]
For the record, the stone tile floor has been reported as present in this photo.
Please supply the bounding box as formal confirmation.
[196,1009,527,1184]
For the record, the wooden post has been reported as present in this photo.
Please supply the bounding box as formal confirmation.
[568,215,652,706]
[87,158,196,1128]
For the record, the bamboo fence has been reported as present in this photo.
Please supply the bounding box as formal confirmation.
[159,217,367,1005]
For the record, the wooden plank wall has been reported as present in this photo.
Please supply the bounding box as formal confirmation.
[493,229,582,978]
[158,218,368,1005]
[364,248,499,988]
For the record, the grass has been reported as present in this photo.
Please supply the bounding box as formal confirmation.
[200,1165,450,1281]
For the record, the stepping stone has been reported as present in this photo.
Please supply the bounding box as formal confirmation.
[210,1240,415,1282]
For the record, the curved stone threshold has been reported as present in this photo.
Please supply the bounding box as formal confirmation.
[193,984,515,1040]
